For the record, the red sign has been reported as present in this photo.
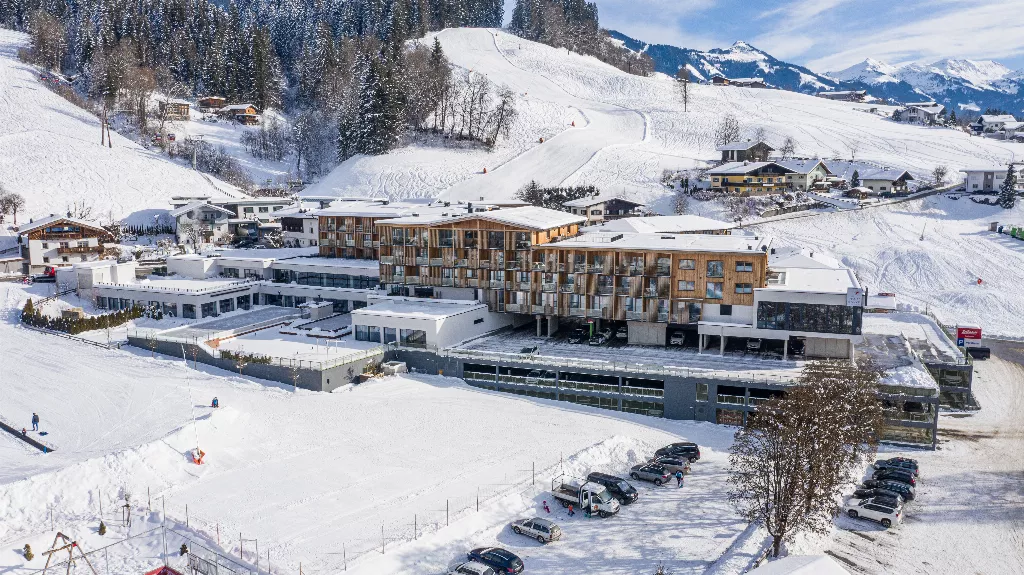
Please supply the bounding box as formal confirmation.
[956,327,982,340]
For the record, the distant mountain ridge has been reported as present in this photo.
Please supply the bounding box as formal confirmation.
[609,30,1024,114]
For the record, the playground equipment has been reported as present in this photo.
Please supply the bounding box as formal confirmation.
[40,532,99,575]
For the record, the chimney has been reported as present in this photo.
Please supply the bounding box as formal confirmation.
[467,202,474,213]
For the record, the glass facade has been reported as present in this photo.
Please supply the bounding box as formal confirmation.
[756,301,862,335]
[273,268,376,289]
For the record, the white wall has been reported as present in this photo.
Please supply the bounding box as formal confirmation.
[702,303,754,324]
[167,256,218,278]
[353,304,512,348]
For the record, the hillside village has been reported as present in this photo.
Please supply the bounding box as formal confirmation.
[0,1,1023,575]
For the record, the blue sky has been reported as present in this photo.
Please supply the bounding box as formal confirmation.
[504,0,1024,72]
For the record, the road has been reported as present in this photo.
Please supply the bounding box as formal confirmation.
[433,28,647,203]
[818,341,1024,574]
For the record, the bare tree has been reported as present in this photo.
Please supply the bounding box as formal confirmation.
[235,352,250,376]
[28,10,67,71]
[932,165,949,187]
[486,85,518,148]
[66,201,94,220]
[675,67,691,112]
[779,137,796,159]
[752,127,767,143]
[729,359,887,557]
[715,114,741,146]
[673,187,689,214]
[0,190,26,225]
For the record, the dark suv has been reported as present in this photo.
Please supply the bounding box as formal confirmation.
[862,479,916,501]
[654,442,701,462]
[872,469,916,487]
[874,458,919,476]
[587,472,639,505]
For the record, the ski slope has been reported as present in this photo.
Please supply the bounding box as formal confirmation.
[0,30,239,222]
[755,195,1024,338]
[305,28,1024,204]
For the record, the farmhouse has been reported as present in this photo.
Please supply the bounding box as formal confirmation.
[901,102,945,124]
[218,103,260,125]
[197,96,226,112]
[776,159,832,191]
[707,161,797,195]
[157,99,190,121]
[17,215,113,275]
[961,166,1018,193]
[562,196,645,225]
[970,114,1017,133]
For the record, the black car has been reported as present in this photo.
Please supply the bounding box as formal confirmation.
[587,472,639,505]
[862,480,916,501]
[467,548,524,574]
[874,458,920,476]
[860,494,902,509]
[853,487,902,501]
[654,442,701,462]
[966,346,990,360]
[567,328,588,344]
[872,469,916,487]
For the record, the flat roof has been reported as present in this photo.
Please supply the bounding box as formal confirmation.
[589,215,735,234]
[272,257,380,275]
[353,298,486,321]
[761,267,859,293]
[545,231,772,254]
[96,277,257,294]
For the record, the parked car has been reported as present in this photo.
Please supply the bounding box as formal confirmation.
[654,442,701,462]
[510,517,562,543]
[648,456,691,476]
[746,338,762,352]
[862,480,916,501]
[586,472,638,505]
[886,456,919,465]
[448,561,496,575]
[872,469,916,487]
[874,458,919,476]
[967,346,990,359]
[466,548,524,574]
[630,463,671,486]
[669,331,685,346]
[167,133,176,142]
[567,328,588,344]
[852,487,902,503]
[615,326,628,339]
[589,328,612,346]
[851,493,903,509]
[844,499,903,529]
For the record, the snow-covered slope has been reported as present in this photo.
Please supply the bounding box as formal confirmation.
[305,28,1023,205]
[0,30,240,222]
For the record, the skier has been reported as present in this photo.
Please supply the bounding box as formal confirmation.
[211,397,219,408]
[675,470,684,488]
[567,504,575,517]
[543,500,550,514]
[31,413,39,432]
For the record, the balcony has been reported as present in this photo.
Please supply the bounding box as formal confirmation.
[380,256,395,265]
[506,261,522,271]
[587,264,605,274]
[415,256,430,266]
[542,283,556,293]
[455,259,469,268]
[441,277,455,286]
[559,284,575,293]
[657,312,669,322]
[569,308,586,317]
[643,288,659,298]
[629,266,644,276]
[654,266,671,277]
[345,240,355,247]
[596,286,614,296]
[555,263,566,272]
[531,262,547,271]
[586,308,608,319]
[574,264,588,273]
[532,304,546,314]
[479,261,492,269]
[57,245,102,254]
[625,310,646,321]
[405,276,422,285]
[514,242,531,250]
[615,286,631,296]
[717,394,746,406]
[506,303,528,313]
[468,278,479,287]
[430,258,443,267]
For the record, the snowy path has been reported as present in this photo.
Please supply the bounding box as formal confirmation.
[794,344,1024,573]
[433,28,647,202]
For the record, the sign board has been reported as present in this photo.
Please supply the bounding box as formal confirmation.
[846,287,865,307]
[956,326,982,347]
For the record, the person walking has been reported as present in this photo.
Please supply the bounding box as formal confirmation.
[543,500,550,514]
[567,504,575,517]
[675,470,684,488]
[31,413,39,432]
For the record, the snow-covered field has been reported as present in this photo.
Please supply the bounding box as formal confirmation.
[755,194,1024,338]
[0,30,240,223]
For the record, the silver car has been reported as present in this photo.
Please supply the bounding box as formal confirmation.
[448,561,496,575]
[630,463,672,486]
[510,517,562,543]
[648,456,691,477]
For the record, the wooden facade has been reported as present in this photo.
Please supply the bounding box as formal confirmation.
[24,219,112,243]
[709,162,795,196]
[376,215,766,325]
[317,215,386,260]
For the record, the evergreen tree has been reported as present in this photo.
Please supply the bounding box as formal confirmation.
[850,170,860,188]
[998,164,1017,209]
[948,109,958,127]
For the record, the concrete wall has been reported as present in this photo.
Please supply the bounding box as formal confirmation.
[702,303,754,324]
[436,309,514,348]
[168,256,218,278]
[805,337,852,359]
[627,321,666,346]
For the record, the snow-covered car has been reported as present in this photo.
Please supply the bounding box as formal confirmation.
[447,561,496,575]
[510,517,562,543]
[466,548,524,574]
[844,499,903,528]
[849,493,902,510]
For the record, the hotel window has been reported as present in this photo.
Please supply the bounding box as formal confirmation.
[182,304,196,319]
[736,261,753,272]
[678,258,695,270]
[400,329,427,348]
[735,283,753,294]
[200,302,217,317]
[696,383,709,402]
[243,207,254,214]
[677,280,695,291]
[163,302,177,317]
[96,296,108,309]
[707,260,724,278]
[384,327,397,344]
[706,281,724,299]
[259,206,269,213]
[590,210,602,215]
[368,326,381,343]
[355,325,369,341]
[223,267,240,278]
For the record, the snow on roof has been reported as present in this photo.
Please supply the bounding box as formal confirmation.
[907,103,945,114]
[775,159,830,174]
[823,161,913,182]
[858,168,914,181]
[311,200,429,218]
[379,206,586,230]
[164,98,191,105]
[18,214,109,235]
[769,247,842,269]
[765,248,858,293]
[816,90,866,96]
[169,201,235,218]
[272,256,379,275]
[707,161,794,175]
[978,114,1016,123]
[353,298,486,321]
[1002,121,1024,130]
[730,77,765,83]
[551,231,772,253]
[960,166,1010,173]
[748,555,849,575]
[589,215,735,234]
[562,195,642,208]
[715,140,772,151]
[221,104,256,111]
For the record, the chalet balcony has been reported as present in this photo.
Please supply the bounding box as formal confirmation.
[415,256,430,266]
[629,266,644,276]
[344,239,355,247]
[514,241,531,250]
[531,304,545,314]
[506,261,522,271]
[587,264,605,274]
[569,308,586,317]
[554,263,566,272]
[531,262,547,271]
[574,263,588,273]
[468,278,479,287]
[429,258,444,266]
[596,286,614,296]
[586,307,609,319]
[479,261,492,269]
[380,256,395,265]
[615,286,631,296]
[654,266,672,277]
[643,288,659,298]
[657,311,669,322]
[626,310,647,321]
[441,277,455,287]
[405,276,422,285]
[541,283,556,293]
[57,245,102,254]
[455,259,469,267]
[514,282,532,291]
[559,284,575,293]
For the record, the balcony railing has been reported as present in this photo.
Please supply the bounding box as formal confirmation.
[654,266,672,277]
[622,386,665,398]
[615,286,631,296]
[468,278,479,287]
[625,310,646,321]
[455,259,469,267]
[574,264,587,273]
[531,262,547,271]
[441,277,455,286]
[629,266,644,276]
[345,240,355,247]
[380,256,395,265]
[405,276,422,285]
[430,258,443,266]
[569,308,586,317]
[586,308,608,319]
[643,288,659,298]
[717,394,746,406]
[559,284,575,293]
[415,257,430,266]
[479,261,492,269]
[596,286,614,296]
[657,312,669,322]
[588,264,605,274]
[57,245,102,254]
[542,283,556,292]
[506,303,528,313]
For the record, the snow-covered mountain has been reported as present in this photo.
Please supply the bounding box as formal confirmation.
[609,31,841,92]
